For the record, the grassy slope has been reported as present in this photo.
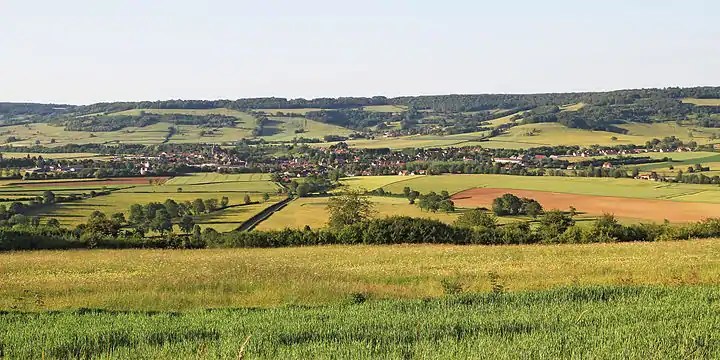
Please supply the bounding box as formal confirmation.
[0,152,111,160]
[0,122,173,147]
[260,116,354,142]
[483,122,717,149]
[3,239,720,310]
[108,108,254,121]
[682,98,720,106]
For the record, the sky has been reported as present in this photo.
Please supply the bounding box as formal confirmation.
[1,0,719,104]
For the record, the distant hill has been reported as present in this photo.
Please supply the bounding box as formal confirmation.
[1,86,720,148]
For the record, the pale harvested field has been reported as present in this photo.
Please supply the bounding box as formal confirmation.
[452,188,720,222]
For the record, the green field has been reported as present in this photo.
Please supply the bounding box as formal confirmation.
[256,195,460,230]
[255,108,327,115]
[682,98,720,106]
[559,102,585,111]
[0,122,174,147]
[165,173,271,185]
[0,152,111,160]
[3,285,720,359]
[30,191,283,230]
[107,108,255,122]
[481,122,715,149]
[362,104,407,112]
[340,175,421,191]
[9,174,282,230]
[260,116,354,141]
[486,112,521,127]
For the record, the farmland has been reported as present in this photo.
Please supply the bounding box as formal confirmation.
[3,239,720,310]
[0,174,284,231]
[480,122,717,149]
[357,174,718,201]
[3,285,720,359]
[258,116,354,141]
[451,187,720,222]
[682,98,720,106]
[256,196,460,230]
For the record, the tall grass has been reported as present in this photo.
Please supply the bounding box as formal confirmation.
[1,286,719,359]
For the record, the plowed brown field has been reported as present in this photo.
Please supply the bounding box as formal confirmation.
[451,188,720,222]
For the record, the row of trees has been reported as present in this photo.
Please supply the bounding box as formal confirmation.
[3,206,720,251]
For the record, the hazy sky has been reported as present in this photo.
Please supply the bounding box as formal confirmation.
[1,0,719,104]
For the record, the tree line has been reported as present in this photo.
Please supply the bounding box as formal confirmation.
[4,211,720,251]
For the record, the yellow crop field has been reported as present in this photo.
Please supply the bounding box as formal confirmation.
[681,98,720,106]
[256,196,459,230]
[3,239,720,310]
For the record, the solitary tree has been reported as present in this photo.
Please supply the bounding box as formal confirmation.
[42,190,55,204]
[220,196,230,208]
[204,198,218,213]
[326,189,375,229]
[262,193,270,202]
[243,194,251,204]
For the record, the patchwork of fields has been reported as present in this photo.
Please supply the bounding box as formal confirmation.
[0,174,284,231]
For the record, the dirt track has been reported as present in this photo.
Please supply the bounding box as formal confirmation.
[451,188,720,222]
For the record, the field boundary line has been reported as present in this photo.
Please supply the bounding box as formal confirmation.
[236,196,296,232]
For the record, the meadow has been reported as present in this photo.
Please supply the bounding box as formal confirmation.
[256,196,460,230]
[682,98,720,106]
[3,285,720,359]
[3,239,720,311]
[259,116,353,142]
[0,152,110,160]
[481,122,717,149]
[352,174,720,201]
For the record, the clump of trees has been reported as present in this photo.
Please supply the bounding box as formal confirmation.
[326,189,375,229]
[491,194,543,217]
[285,175,333,197]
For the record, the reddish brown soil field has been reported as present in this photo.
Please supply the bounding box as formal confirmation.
[451,188,720,222]
[15,177,170,188]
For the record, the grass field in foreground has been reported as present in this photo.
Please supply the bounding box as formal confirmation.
[3,286,719,359]
[2,240,720,311]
